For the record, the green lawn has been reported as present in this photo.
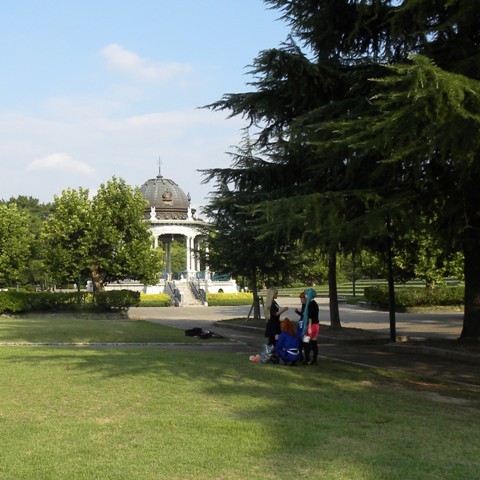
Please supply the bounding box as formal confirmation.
[0,316,214,344]
[0,317,478,479]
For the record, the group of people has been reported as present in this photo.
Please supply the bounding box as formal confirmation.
[253,286,319,366]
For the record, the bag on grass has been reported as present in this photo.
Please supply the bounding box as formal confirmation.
[185,327,203,337]
[199,330,213,339]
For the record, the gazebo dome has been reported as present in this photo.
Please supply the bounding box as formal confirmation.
[139,174,191,220]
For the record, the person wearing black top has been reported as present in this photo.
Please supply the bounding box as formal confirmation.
[264,287,288,346]
[303,288,320,365]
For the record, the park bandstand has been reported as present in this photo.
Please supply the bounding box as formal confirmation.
[103,169,238,305]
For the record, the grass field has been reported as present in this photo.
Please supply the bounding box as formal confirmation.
[0,316,215,344]
[0,316,479,479]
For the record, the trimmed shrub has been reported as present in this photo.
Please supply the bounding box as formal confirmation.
[364,285,464,310]
[0,291,89,313]
[139,293,172,307]
[207,292,253,306]
[28,292,83,311]
[95,290,141,311]
[0,291,31,313]
[0,290,140,314]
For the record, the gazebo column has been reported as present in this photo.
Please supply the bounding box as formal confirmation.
[192,236,199,275]
[205,245,210,281]
[185,235,191,278]
[161,237,172,281]
[193,237,199,272]
[185,235,198,279]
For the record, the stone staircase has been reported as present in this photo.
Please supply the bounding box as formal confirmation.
[177,282,205,307]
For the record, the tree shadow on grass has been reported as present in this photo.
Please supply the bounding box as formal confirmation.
[2,346,478,479]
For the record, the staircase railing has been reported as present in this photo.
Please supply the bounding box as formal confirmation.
[189,280,207,305]
[165,281,182,307]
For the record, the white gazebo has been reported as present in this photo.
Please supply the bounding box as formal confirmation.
[105,168,238,305]
[141,172,207,281]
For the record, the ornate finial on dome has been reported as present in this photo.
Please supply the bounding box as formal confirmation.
[157,156,162,178]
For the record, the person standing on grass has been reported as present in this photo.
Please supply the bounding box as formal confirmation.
[295,291,307,362]
[301,288,320,365]
[264,286,288,347]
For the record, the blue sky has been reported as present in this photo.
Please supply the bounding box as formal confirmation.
[0,0,289,210]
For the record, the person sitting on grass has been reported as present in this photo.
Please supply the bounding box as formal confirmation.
[276,318,301,366]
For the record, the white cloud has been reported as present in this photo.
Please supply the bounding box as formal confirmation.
[0,105,244,205]
[99,43,192,82]
[27,153,97,177]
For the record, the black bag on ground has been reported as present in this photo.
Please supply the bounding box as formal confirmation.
[185,327,203,337]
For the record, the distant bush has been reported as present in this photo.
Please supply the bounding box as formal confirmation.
[0,291,30,313]
[207,292,253,306]
[95,290,141,312]
[0,290,140,314]
[364,285,464,310]
[139,293,172,307]
[0,291,87,314]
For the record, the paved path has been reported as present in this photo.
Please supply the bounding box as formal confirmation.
[128,299,480,388]
[130,296,464,339]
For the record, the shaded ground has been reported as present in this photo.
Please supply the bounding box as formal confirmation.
[4,307,479,388]
[221,316,480,352]
[213,318,480,388]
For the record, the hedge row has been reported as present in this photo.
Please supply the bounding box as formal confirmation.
[95,291,141,311]
[363,286,464,310]
[139,293,172,307]
[0,290,140,314]
[138,292,252,306]
[206,292,253,306]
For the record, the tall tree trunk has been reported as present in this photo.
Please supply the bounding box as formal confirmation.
[250,268,262,320]
[386,234,397,342]
[328,247,342,329]
[90,269,105,296]
[461,226,480,340]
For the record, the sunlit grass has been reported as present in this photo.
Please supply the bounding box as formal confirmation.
[0,316,216,344]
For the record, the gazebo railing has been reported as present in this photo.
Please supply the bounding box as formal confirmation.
[165,281,181,307]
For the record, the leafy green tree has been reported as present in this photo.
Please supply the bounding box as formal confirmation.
[206,0,480,338]
[315,56,480,338]
[170,239,186,275]
[205,1,394,328]
[1,196,54,287]
[0,204,34,286]
[3,196,53,236]
[292,248,329,286]
[202,140,300,319]
[41,187,93,287]
[390,226,464,288]
[42,177,163,291]
[89,177,163,290]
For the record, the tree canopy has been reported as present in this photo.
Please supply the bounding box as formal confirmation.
[202,138,301,318]
[0,203,34,286]
[42,177,163,291]
[205,0,480,338]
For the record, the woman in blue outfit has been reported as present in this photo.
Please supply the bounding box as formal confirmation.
[276,318,301,365]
